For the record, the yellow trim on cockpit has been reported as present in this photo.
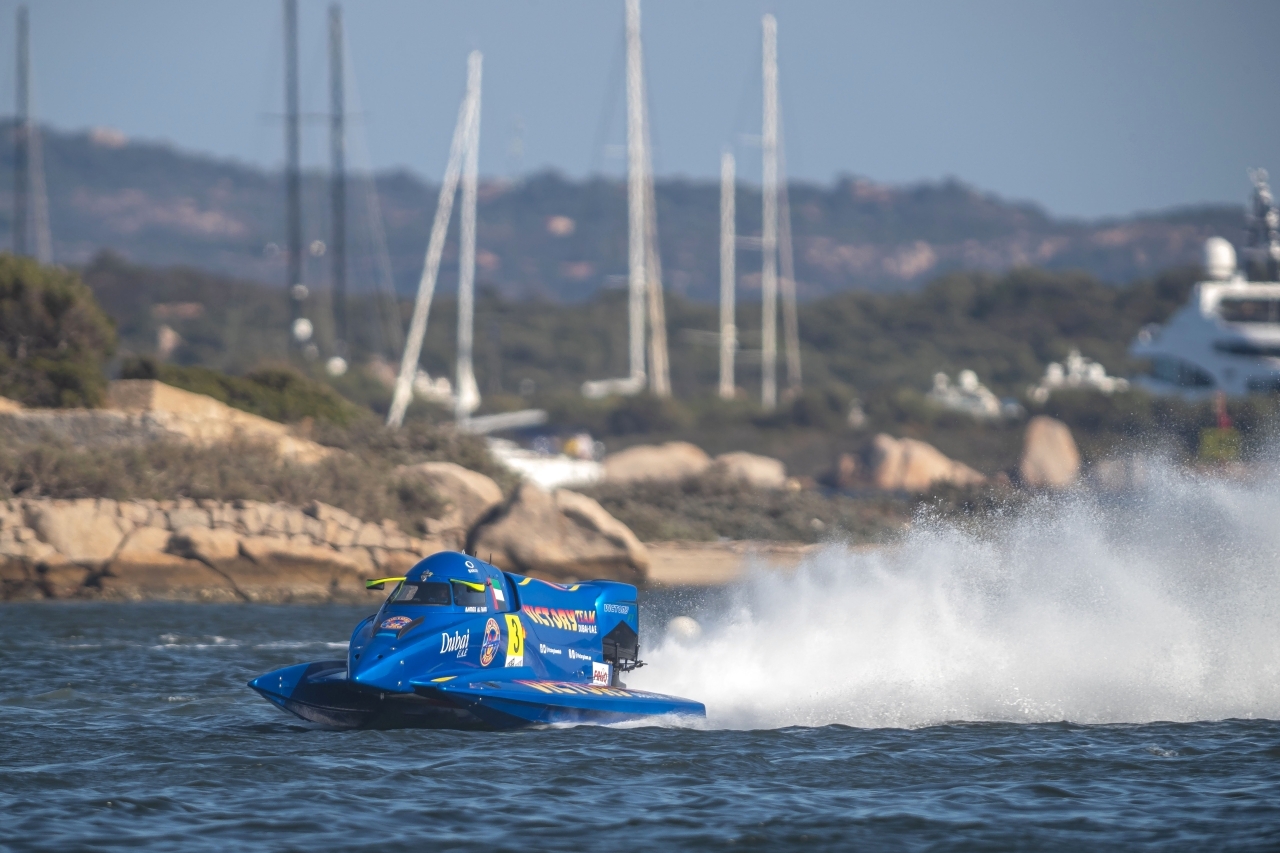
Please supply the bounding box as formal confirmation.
[365,577,406,590]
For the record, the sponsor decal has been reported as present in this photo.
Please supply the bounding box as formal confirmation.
[568,649,593,661]
[592,662,611,686]
[515,680,654,699]
[523,606,598,635]
[440,630,470,658]
[538,643,563,656]
[602,603,630,614]
[480,619,501,667]
[504,614,525,667]
[380,616,413,631]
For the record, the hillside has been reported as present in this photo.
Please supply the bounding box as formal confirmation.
[0,122,1245,301]
[80,251,1255,481]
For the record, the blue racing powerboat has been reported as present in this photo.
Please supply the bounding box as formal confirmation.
[248,551,705,730]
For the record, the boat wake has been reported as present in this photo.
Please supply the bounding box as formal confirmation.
[634,460,1280,729]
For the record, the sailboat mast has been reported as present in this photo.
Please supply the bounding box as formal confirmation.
[387,51,481,428]
[719,151,737,400]
[13,5,28,258]
[760,13,779,410]
[329,4,347,349]
[455,57,482,420]
[284,0,306,346]
[624,0,647,387]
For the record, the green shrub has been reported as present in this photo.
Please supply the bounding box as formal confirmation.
[121,358,363,425]
[0,253,116,407]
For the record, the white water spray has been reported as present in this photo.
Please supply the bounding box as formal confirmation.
[634,463,1280,729]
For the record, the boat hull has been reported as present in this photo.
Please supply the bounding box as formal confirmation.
[249,660,705,731]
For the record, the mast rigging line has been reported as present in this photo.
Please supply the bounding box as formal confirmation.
[336,23,404,360]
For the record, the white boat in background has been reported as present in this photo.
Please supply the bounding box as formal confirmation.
[1130,171,1280,398]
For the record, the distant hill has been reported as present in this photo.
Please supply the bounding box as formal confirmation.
[0,121,1246,301]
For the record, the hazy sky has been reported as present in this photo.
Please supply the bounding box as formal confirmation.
[8,0,1280,218]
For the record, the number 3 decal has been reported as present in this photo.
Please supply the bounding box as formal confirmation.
[504,614,525,667]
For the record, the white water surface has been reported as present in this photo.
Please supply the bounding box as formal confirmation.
[634,463,1280,729]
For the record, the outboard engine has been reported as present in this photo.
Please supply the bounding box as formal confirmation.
[602,620,642,686]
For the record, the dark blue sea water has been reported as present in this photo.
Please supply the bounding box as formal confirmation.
[2,601,1279,852]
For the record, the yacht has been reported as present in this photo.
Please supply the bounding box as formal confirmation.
[1130,171,1280,397]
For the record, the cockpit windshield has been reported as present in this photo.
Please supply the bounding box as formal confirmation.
[451,580,487,608]
[390,581,451,605]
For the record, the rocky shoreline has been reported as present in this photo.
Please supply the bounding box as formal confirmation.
[0,477,657,603]
[0,497,438,604]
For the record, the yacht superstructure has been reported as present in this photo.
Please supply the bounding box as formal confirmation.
[1130,171,1280,397]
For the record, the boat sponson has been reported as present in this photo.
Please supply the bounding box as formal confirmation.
[413,670,706,727]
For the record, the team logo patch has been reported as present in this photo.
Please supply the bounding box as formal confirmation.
[480,618,501,666]
[380,616,413,631]
[523,606,598,635]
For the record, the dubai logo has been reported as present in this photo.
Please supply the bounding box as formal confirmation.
[480,618,501,666]
[440,629,470,658]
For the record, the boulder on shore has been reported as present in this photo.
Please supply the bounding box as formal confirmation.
[869,433,986,492]
[469,482,649,585]
[396,461,504,548]
[602,441,710,484]
[711,452,787,489]
[1019,416,1080,489]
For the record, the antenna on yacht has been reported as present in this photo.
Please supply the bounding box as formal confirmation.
[1246,169,1280,281]
[387,51,483,428]
[760,14,779,410]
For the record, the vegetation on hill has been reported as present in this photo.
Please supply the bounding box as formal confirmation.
[6,122,1245,301]
[77,251,1280,481]
[0,253,116,407]
[82,250,1198,400]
